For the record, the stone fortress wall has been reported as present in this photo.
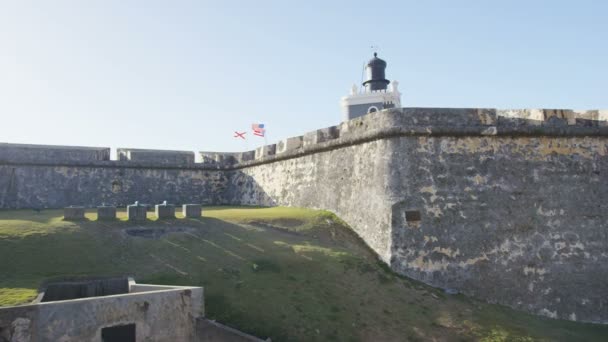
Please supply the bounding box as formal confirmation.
[1,108,607,323]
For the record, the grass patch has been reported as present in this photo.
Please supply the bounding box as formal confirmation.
[0,207,606,341]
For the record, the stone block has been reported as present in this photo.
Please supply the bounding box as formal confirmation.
[497,109,544,125]
[155,202,175,219]
[303,131,318,146]
[216,153,239,167]
[127,203,147,221]
[97,206,116,220]
[317,126,340,143]
[182,204,201,218]
[277,136,303,154]
[64,206,85,220]
[198,152,218,166]
[240,150,255,162]
[198,152,239,167]
[255,144,276,159]
[599,110,608,123]
[304,126,340,146]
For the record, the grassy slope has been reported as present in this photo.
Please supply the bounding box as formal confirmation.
[0,207,606,342]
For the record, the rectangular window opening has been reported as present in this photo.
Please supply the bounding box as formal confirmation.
[101,323,136,342]
[405,210,421,222]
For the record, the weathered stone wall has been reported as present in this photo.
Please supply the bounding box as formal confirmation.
[118,148,195,165]
[223,108,608,323]
[1,107,607,323]
[224,139,395,262]
[389,135,608,323]
[0,143,110,163]
[0,162,227,208]
[0,284,203,342]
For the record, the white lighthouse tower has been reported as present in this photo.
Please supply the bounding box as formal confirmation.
[340,53,401,121]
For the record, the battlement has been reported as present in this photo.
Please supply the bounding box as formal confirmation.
[210,107,608,168]
[117,148,195,165]
[1,108,607,169]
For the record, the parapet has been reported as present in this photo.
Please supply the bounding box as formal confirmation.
[198,151,240,168]
[303,126,340,146]
[0,143,110,163]
[229,107,608,169]
[255,144,276,159]
[336,108,608,141]
[2,108,606,170]
[118,148,194,165]
[277,136,303,153]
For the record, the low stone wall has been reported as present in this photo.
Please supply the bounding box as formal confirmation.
[224,138,395,263]
[41,277,129,302]
[0,283,203,342]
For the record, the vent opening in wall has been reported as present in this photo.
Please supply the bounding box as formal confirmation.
[101,323,135,342]
[405,210,421,222]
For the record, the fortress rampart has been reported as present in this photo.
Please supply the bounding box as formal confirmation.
[1,108,607,323]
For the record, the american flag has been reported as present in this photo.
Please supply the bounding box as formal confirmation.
[252,123,265,137]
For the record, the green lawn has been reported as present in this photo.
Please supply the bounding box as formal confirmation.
[0,207,606,341]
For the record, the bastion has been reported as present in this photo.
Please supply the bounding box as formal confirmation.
[1,107,607,323]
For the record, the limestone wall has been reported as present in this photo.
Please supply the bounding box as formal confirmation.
[224,138,395,263]
[389,134,607,323]
[0,143,110,163]
[224,108,608,323]
[118,148,195,165]
[0,163,227,208]
[0,285,203,342]
[1,107,607,323]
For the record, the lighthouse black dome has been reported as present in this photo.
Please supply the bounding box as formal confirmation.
[362,52,390,91]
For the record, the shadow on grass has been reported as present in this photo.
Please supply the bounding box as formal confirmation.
[0,209,65,224]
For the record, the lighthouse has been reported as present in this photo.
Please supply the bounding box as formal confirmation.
[340,53,401,121]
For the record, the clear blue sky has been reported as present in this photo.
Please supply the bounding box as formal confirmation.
[1,1,606,154]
